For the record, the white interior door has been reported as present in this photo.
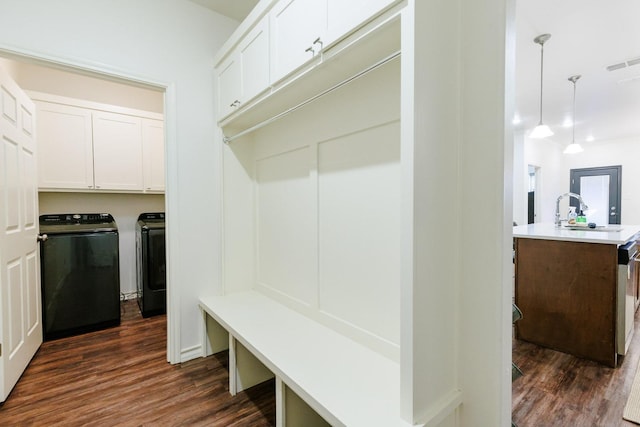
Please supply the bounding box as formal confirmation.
[0,66,42,402]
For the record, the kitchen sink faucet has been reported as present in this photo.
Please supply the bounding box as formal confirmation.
[555,192,589,226]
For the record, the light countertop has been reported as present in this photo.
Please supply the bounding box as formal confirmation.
[513,222,640,245]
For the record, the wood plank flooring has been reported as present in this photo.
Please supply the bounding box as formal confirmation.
[512,307,640,426]
[0,300,275,426]
[5,298,640,426]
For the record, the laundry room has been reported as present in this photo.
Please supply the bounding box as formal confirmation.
[0,56,166,330]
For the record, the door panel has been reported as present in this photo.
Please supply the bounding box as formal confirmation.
[92,111,143,191]
[270,0,326,82]
[570,166,621,225]
[0,65,42,402]
[36,102,93,190]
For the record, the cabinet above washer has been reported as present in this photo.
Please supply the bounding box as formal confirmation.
[32,92,165,194]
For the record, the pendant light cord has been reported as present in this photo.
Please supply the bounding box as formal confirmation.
[539,42,544,125]
[572,78,576,143]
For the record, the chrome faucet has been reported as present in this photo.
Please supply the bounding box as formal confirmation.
[555,192,589,226]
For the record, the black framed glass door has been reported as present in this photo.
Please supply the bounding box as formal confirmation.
[569,165,621,225]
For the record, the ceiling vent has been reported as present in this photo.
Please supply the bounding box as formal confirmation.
[606,56,640,71]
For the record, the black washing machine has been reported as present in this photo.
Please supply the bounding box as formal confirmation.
[136,213,166,317]
[39,213,121,340]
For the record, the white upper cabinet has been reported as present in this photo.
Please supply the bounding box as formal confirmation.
[142,119,165,193]
[92,111,144,191]
[269,0,326,83]
[325,0,394,44]
[215,0,397,121]
[218,55,241,119]
[218,16,270,120]
[36,102,94,190]
[240,17,270,103]
[34,93,164,193]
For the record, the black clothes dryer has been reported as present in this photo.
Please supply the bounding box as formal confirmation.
[39,213,121,340]
[136,212,166,317]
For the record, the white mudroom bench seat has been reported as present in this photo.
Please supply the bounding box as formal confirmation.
[199,290,414,427]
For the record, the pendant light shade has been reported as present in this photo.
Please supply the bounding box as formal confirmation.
[563,74,584,154]
[531,34,553,139]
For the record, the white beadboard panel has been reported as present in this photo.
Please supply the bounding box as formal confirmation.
[318,120,401,346]
[223,139,257,294]
[256,146,316,306]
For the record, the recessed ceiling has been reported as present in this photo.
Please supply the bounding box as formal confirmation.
[516,0,640,145]
[189,0,259,21]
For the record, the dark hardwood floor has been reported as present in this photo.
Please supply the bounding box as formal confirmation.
[0,300,275,426]
[6,298,640,426]
[513,307,640,426]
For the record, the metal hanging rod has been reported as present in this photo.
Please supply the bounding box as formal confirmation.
[222,50,401,144]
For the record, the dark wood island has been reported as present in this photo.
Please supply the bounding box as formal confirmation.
[514,223,640,367]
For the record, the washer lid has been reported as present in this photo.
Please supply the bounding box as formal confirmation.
[39,213,117,234]
[137,212,165,229]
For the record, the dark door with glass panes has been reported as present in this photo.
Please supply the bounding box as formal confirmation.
[569,166,621,225]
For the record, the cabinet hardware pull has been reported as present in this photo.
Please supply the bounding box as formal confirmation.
[313,37,323,50]
[37,234,48,242]
[305,46,315,56]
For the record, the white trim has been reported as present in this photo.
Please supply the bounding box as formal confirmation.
[179,344,202,363]
[0,43,182,365]
[163,82,181,365]
[0,44,167,90]
[420,389,462,427]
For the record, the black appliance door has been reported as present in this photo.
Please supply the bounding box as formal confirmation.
[41,231,120,339]
[146,228,166,291]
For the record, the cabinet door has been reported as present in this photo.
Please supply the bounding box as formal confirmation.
[92,111,143,191]
[142,119,165,192]
[270,0,326,83]
[326,0,394,44]
[240,16,270,103]
[217,54,242,119]
[36,102,94,189]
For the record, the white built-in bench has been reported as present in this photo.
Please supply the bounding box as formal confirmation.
[199,291,414,427]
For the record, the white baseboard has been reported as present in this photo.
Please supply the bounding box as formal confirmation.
[120,291,139,301]
[180,344,203,363]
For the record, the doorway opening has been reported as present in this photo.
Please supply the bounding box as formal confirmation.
[527,165,540,224]
[0,54,171,355]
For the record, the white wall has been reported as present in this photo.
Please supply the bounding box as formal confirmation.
[563,137,640,224]
[0,0,238,361]
[9,60,163,113]
[513,130,526,225]
[522,138,566,223]
[39,192,165,298]
[517,136,640,225]
[0,57,20,77]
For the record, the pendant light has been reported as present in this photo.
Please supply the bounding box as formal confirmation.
[530,34,554,139]
[563,75,584,154]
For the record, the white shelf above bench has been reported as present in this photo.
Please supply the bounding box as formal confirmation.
[199,290,415,427]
